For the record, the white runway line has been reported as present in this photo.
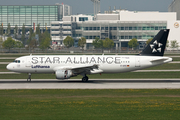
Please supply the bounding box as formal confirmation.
[172,83,180,84]
[0,79,180,89]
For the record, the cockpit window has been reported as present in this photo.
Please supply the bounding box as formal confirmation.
[13,60,20,63]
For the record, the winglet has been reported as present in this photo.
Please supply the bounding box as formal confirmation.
[139,29,169,56]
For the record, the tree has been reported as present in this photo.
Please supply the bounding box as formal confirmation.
[15,41,24,48]
[42,30,51,40]
[146,38,153,45]
[0,37,3,48]
[36,24,41,35]
[39,30,51,51]
[21,24,26,45]
[170,40,179,51]
[27,29,37,52]
[14,41,24,52]
[27,28,34,44]
[166,40,169,48]
[128,38,139,50]
[92,37,104,52]
[2,37,15,52]
[63,36,74,48]
[36,24,41,44]
[14,25,18,39]
[7,23,11,37]
[39,37,51,51]
[78,37,86,51]
[103,38,114,51]
[0,24,3,36]
[92,37,102,48]
[29,39,37,52]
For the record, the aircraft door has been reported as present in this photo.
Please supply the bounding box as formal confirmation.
[135,57,140,67]
[26,57,31,67]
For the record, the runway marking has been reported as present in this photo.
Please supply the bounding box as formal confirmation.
[172,83,180,84]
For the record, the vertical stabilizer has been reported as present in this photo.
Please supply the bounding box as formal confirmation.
[140,29,169,56]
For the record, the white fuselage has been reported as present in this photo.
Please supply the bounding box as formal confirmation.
[6,55,172,74]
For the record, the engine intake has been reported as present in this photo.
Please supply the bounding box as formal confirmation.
[56,70,72,79]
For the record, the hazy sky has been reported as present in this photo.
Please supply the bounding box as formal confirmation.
[0,0,173,14]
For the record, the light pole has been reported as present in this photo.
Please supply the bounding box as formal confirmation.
[91,0,100,20]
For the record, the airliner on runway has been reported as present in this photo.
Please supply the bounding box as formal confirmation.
[6,29,172,82]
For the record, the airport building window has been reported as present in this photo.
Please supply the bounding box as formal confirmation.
[51,29,59,31]
[51,34,59,36]
[63,34,71,36]
[118,26,166,31]
[63,29,71,31]
[51,24,59,26]
[79,17,88,21]
[73,34,82,37]
[120,35,155,40]
[83,27,100,31]
[63,24,71,26]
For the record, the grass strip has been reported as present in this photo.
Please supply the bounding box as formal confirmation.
[0,59,13,62]
[0,89,180,120]
[0,72,180,79]
[0,64,9,72]
[170,57,180,61]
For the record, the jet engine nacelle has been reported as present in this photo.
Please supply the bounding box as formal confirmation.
[56,70,73,79]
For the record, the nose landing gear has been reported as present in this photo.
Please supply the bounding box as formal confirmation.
[27,73,31,82]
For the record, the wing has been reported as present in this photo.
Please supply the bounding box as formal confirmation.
[53,64,103,74]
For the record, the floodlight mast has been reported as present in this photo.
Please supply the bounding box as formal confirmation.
[91,0,100,20]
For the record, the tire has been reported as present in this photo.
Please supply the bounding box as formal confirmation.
[82,76,88,82]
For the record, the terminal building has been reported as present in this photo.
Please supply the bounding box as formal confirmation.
[1,2,180,50]
[0,3,71,33]
[51,10,180,50]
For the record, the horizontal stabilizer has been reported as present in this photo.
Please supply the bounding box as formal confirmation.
[150,58,169,62]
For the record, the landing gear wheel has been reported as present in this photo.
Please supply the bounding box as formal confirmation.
[27,73,31,82]
[82,76,89,82]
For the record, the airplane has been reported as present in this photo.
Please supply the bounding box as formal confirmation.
[6,29,172,82]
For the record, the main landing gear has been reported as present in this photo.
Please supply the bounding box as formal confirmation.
[82,75,89,82]
[27,73,31,82]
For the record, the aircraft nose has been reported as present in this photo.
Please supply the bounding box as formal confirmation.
[6,64,12,71]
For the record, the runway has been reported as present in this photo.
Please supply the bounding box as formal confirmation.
[0,79,180,89]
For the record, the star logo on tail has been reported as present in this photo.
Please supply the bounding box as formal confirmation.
[150,40,163,53]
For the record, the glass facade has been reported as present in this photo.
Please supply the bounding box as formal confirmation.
[0,5,58,27]
[80,21,167,41]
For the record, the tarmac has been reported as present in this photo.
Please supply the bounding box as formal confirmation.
[0,79,180,89]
